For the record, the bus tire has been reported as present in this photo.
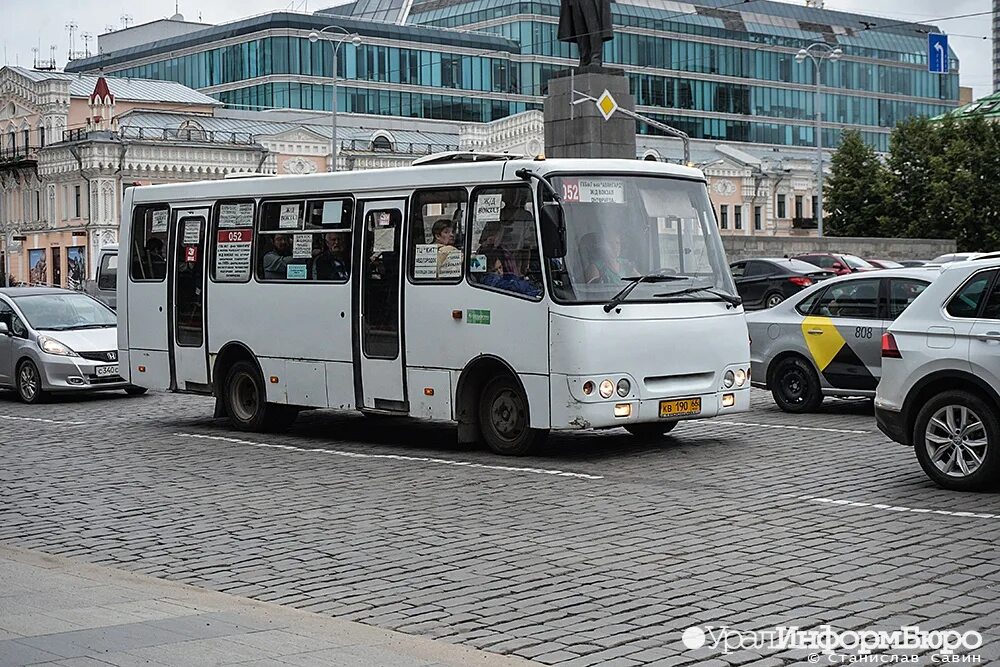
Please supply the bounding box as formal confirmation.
[624,421,678,438]
[224,360,298,432]
[478,375,546,456]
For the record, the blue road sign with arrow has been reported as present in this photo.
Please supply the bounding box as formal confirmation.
[928,33,948,74]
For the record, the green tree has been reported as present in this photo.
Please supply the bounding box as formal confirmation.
[824,130,887,237]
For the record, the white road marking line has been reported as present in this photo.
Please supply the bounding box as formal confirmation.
[797,495,1000,519]
[174,432,604,480]
[689,420,871,435]
[0,414,88,426]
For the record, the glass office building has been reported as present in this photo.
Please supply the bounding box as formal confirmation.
[66,0,961,151]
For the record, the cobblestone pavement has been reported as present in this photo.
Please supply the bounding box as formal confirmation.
[2,388,999,666]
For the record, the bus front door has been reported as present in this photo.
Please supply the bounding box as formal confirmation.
[357,200,407,411]
[169,208,210,392]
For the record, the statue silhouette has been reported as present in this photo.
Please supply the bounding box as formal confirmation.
[558,0,613,68]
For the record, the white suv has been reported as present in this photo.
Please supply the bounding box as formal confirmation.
[876,257,1000,491]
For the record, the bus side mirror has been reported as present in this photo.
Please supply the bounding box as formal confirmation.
[540,203,566,259]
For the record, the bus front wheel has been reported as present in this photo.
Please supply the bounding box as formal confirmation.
[224,360,298,432]
[478,375,546,456]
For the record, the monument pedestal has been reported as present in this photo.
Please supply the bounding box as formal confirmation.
[543,69,636,159]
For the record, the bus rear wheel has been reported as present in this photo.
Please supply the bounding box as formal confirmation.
[478,375,546,456]
[224,360,298,432]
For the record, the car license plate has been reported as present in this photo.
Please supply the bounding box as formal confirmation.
[659,397,701,418]
[95,364,119,378]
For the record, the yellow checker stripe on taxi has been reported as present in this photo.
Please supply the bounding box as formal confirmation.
[800,316,846,371]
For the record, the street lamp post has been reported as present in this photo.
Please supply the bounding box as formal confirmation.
[795,43,842,238]
[309,27,362,173]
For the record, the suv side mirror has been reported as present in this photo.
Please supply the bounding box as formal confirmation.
[0,322,8,335]
[539,203,566,259]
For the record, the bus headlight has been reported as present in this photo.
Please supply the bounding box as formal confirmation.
[735,369,747,387]
[723,370,735,389]
[616,378,630,397]
[582,380,595,396]
[599,379,615,398]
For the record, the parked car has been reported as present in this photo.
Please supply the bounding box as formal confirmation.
[794,253,878,276]
[83,244,118,309]
[928,252,983,265]
[747,268,936,413]
[897,259,930,268]
[866,259,904,269]
[876,257,1000,491]
[0,287,144,403]
[730,258,834,310]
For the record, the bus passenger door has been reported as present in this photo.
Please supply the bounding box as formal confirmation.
[170,208,211,391]
[357,200,407,411]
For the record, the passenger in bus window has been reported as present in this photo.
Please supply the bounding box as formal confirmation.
[482,252,541,298]
[585,232,638,283]
[432,219,462,278]
[314,232,349,281]
[144,237,167,279]
[477,221,518,275]
[262,234,293,280]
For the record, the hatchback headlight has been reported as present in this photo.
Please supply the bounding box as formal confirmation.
[38,335,78,357]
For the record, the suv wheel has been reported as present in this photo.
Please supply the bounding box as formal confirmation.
[770,357,823,413]
[914,390,1000,491]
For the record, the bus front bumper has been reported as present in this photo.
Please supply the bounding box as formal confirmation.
[550,381,751,431]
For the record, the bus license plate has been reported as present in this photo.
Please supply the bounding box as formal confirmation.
[95,365,119,378]
[659,397,701,417]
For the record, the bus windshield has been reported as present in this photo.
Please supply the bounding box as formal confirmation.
[547,175,736,305]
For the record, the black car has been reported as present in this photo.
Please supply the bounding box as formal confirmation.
[730,258,835,310]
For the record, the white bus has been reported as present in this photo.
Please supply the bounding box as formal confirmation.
[118,156,750,455]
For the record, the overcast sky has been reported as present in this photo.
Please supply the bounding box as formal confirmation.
[1,0,993,99]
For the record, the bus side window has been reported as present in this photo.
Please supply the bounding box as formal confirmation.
[129,205,169,282]
[409,189,467,282]
[467,184,542,300]
[256,198,353,283]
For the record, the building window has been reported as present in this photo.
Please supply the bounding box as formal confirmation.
[23,129,30,150]
[795,195,804,219]
[719,205,728,229]
[754,206,762,231]
[734,206,743,230]
[776,195,786,219]
[371,135,393,152]
[74,186,81,218]
[812,195,818,218]
[39,126,45,147]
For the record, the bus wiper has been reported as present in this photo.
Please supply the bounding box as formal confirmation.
[654,285,743,308]
[603,274,686,313]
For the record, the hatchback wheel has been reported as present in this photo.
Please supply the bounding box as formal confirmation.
[770,357,823,413]
[16,360,46,404]
[764,292,785,309]
[914,391,1000,491]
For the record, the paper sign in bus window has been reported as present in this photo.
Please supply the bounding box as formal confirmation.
[219,203,254,228]
[439,249,463,278]
[293,234,313,258]
[469,254,487,273]
[215,229,253,281]
[578,179,625,204]
[372,228,395,253]
[151,210,168,233]
[286,264,307,280]
[182,220,201,245]
[279,204,300,229]
[414,244,438,279]
[475,194,503,223]
[321,200,344,225]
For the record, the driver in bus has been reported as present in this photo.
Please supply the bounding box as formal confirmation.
[262,234,294,280]
[585,231,638,283]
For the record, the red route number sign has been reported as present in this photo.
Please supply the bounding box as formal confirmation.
[217,229,253,244]
[561,179,580,202]
[184,245,199,263]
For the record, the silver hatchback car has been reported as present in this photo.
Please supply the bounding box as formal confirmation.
[0,287,145,403]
